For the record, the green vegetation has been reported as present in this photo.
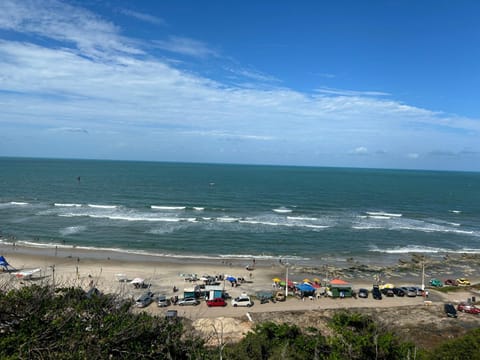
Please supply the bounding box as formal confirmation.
[0,284,205,359]
[224,313,417,360]
[1,284,479,359]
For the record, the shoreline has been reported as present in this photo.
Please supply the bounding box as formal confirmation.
[2,242,480,287]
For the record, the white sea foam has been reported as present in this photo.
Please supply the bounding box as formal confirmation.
[239,220,281,226]
[9,201,29,206]
[369,245,446,254]
[449,210,462,214]
[368,215,391,220]
[287,216,318,221]
[239,218,329,230]
[370,245,480,254]
[54,203,82,207]
[88,204,117,209]
[1,238,310,262]
[273,207,292,214]
[303,224,329,229]
[59,213,195,223]
[390,225,474,235]
[366,211,402,217]
[216,217,239,222]
[59,225,87,236]
[352,225,383,230]
[151,205,186,210]
[192,207,204,211]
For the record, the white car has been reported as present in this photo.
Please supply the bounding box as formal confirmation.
[231,295,254,307]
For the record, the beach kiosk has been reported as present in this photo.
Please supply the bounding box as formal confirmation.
[183,285,201,299]
[204,285,225,300]
[328,278,353,298]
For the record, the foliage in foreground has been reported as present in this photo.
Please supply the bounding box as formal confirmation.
[1,284,480,359]
[0,284,205,359]
[224,313,417,360]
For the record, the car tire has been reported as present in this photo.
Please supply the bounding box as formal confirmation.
[234,304,238,307]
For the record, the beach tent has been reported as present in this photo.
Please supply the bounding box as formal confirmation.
[226,276,237,283]
[329,278,349,285]
[295,282,316,297]
[130,277,144,284]
[0,256,15,271]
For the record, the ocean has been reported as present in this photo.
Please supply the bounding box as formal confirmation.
[0,157,479,266]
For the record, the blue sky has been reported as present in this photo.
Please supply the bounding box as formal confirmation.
[0,0,479,171]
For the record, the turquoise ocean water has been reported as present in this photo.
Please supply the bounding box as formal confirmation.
[0,157,479,266]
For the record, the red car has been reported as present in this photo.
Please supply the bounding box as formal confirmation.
[444,279,458,286]
[206,298,227,307]
[457,303,480,314]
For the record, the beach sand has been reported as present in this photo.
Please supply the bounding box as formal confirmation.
[2,243,479,346]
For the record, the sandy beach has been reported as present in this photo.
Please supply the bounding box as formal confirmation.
[2,243,480,346]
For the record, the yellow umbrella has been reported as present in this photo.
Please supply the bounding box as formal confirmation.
[303,278,311,283]
[272,277,281,283]
[313,278,321,283]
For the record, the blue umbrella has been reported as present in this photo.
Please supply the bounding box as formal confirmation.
[226,276,237,282]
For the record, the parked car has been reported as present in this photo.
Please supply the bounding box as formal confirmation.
[429,278,443,287]
[457,302,480,314]
[358,288,369,298]
[456,278,471,286]
[372,285,382,300]
[444,279,458,286]
[206,298,227,307]
[177,297,200,306]
[165,310,178,319]
[411,286,424,296]
[232,294,254,307]
[157,295,171,307]
[381,288,394,297]
[135,291,154,308]
[275,291,286,302]
[392,288,405,297]
[400,287,417,297]
[444,303,458,318]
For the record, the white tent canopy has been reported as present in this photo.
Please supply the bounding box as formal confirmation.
[130,277,144,284]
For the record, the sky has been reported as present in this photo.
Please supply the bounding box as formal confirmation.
[0,0,479,171]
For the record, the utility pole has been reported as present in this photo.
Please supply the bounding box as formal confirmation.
[51,265,55,288]
[421,260,425,291]
[285,265,289,297]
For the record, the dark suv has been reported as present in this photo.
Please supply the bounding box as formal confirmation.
[372,285,382,300]
[444,303,458,318]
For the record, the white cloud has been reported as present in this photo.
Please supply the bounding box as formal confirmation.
[153,36,219,58]
[0,1,479,169]
[119,8,166,26]
[0,0,142,58]
[350,146,369,155]
[315,87,390,97]
[48,127,89,134]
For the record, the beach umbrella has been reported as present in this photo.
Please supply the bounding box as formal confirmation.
[226,276,236,282]
[313,278,321,283]
[279,281,286,286]
[130,278,144,284]
[272,277,281,283]
[303,278,311,283]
